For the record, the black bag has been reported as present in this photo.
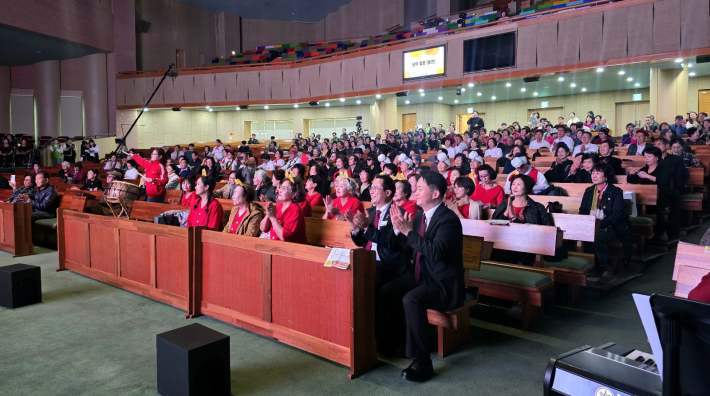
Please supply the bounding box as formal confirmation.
[155,214,180,227]
[546,201,563,214]
[544,186,565,196]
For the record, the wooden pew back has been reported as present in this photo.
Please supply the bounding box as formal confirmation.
[672,241,710,298]
[460,220,559,257]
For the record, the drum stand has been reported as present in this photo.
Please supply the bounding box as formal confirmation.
[105,198,132,218]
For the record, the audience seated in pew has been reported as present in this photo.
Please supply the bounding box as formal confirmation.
[71,169,103,191]
[324,177,364,221]
[67,162,86,184]
[445,176,481,220]
[598,140,623,175]
[260,177,307,243]
[213,171,238,199]
[7,174,36,202]
[222,182,264,236]
[564,153,598,184]
[305,174,326,207]
[393,179,418,216]
[470,164,504,209]
[186,176,223,230]
[627,146,673,240]
[493,174,549,225]
[503,156,549,194]
[15,171,59,223]
[545,143,573,183]
[253,169,276,202]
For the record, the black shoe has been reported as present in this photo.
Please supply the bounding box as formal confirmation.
[401,358,434,382]
[598,270,614,284]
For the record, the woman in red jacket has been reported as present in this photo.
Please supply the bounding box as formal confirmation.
[186,176,224,230]
[126,149,168,203]
[260,177,307,244]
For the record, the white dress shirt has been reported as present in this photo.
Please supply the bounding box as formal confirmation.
[572,143,599,156]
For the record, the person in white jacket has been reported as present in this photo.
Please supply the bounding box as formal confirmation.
[503,156,549,195]
[88,139,100,163]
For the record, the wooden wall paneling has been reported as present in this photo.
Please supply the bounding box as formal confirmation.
[361,54,379,91]
[63,219,90,268]
[517,25,538,71]
[172,75,194,105]
[536,21,559,69]
[626,3,654,57]
[216,72,237,102]
[234,72,250,102]
[261,254,272,322]
[245,71,266,102]
[578,12,604,63]
[155,235,189,297]
[557,18,580,66]
[119,229,151,285]
[161,77,182,105]
[446,38,465,80]
[602,8,629,61]
[348,248,377,379]
[264,70,285,101]
[340,57,361,95]
[282,69,298,101]
[0,205,13,253]
[652,0,680,54]
[200,74,222,103]
[322,61,343,96]
[149,77,165,105]
[115,78,130,106]
[680,0,710,50]
[188,74,208,104]
[298,65,319,98]
[88,223,118,275]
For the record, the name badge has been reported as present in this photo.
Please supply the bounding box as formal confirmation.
[380,221,388,227]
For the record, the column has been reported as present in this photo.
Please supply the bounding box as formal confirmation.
[82,53,109,137]
[0,66,10,134]
[649,66,689,125]
[376,96,398,133]
[34,60,61,138]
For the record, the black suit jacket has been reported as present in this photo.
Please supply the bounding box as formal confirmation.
[394,204,465,312]
[601,156,623,176]
[351,204,410,270]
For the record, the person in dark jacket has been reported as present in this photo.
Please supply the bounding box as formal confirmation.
[627,146,672,240]
[467,110,485,132]
[17,171,59,223]
[598,140,623,176]
[72,169,103,191]
[626,129,649,156]
[545,143,573,183]
[254,169,276,202]
[579,163,632,284]
[564,153,598,183]
[654,138,686,197]
[492,174,549,225]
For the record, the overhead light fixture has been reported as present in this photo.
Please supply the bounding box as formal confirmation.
[468,83,474,87]
[689,72,696,76]
[418,89,424,93]
[405,100,410,104]
[294,104,299,108]
[675,58,683,63]
[461,88,466,92]
[238,105,249,110]
[339,98,345,102]
[208,108,213,112]
[236,107,240,110]
[505,82,512,87]
[438,96,443,100]
[570,83,576,87]
[520,88,526,92]
[618,71,625,75]
[627,77,633,81]
[356,100,361,104]
[476,92,482,96]
[264,106,268,109]
[454,99,458,103]
[376,94,381,98]
[596,67,604,72]
[634,82,640,87]
[533,92,539,96]
[420,93,425,97]
[325,103,330,107]
[688,63,693,68]
[206,106,210,109]
[232,51,236,55]
[558,77,564,81]
[143,107,148,112]
[491,96,496,100]
[581,88,587,92]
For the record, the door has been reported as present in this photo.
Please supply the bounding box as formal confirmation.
[699,90,710,115]
[615,101,649,135]
[176,49,186,69]
[457,112,485,133]
[529,107,563,125]
[402,113,417,133]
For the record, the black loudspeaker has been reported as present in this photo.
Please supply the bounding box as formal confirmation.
[156,323,230,396]
[172,108,182,111]
[523,76,540,83]
[396,91,409,97]
[308,101,319,106]
[696,55,710,64]
[0,264,42,309]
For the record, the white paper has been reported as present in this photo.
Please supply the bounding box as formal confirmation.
[632,293,663,379]
[324,248,350,270]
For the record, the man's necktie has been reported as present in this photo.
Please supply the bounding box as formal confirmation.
[364,210,381,251]
[414,215,426,282]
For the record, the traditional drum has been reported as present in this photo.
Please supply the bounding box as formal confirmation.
[103,181,141,204]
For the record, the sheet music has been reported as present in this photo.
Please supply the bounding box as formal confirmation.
[632,293,663,380]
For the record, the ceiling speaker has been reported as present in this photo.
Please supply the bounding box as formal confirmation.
[696,55,710,64]
[309,101,319,106]
[396,91,409,97]
[523,76,540,83]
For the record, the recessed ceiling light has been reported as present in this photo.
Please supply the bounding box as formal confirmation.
[405,100,410,104]
[356,100,361,104]
[418,89,424,93]
[206,106,210,109]
[438,96,443,100]
[570,83,576,87]
[618,71,625,75]
[675,58,683,63]
[689,72,696,76]
[627,77,633,81]
[208,108,213,112]
[294,104,299,108]
[634,82,640,87]
[325,103,330,107]
[505,82,512,87]
[454,99,458,103]
[581,88,587,92]
[468,83,474,87]
[339,98,345,102]
[264,106,268,109]
[688,63,693,68]
[558,77,564,81]
[376,94,381,98]
[491,96,496,100]
[420,93,425,96]
[143,107,148,112]
[231,51,236,55]
[476,92,482,96]
[236,107,240,110]
[533,92,539,96]
[520,88,526,92]
[596,68,604,72]
[461,88,466,92]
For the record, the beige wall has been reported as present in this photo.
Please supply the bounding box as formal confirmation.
[121,104,376,148]
[687,76,710,113]
[397,103,453,130]
[137,0,218,70]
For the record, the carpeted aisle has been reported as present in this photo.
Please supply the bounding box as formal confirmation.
[1,221,708,396]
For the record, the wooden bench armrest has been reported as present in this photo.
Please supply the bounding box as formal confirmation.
[482,260,556,281]
[426,299,478,330]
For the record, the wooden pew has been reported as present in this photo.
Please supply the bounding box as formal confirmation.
[193,229,378,379]
[672,241,710,298]
[129,201,186,222]
[0,202,34,256]
[57,209,195,312]
[461,220,558,330]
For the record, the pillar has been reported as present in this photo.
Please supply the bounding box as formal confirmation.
[34,60,61,138]
[0,66,10,134]
[82,53,109,137]
[376,96,398,133]
[650,66,689,125]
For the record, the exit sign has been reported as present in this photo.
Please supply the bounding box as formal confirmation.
[541,101,549,108]
[633,93,643,101]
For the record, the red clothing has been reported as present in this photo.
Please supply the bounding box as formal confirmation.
[186,197,224,230]
[70,169,86,183]
[297,200,312,217]
[470,185,505,206]
[333,169,353,180]
[327,196,364,220]
[130,154,167,198]
[513,205,525,221]
[400,199,418,216]
[688,272,710,303]
[458,203,471,219]
[508,168,540,184]
[181,191,196,207]
[306,193,324,207]
[264,202,307,244]
[227,208,248,234]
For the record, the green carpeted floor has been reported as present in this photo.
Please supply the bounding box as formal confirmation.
[1,222,708,396]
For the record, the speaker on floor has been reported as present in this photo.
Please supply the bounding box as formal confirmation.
[0,264,42,309]
[156,323,230,396]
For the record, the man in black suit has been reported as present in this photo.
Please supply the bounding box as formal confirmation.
[626,129,649,156]
[467,110,484,133]
[386,171,465,382]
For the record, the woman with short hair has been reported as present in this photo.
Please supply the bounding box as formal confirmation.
[492,174,549,225]
[445,176,482,219]
[223,183,265,237]
[323,177,364,221]
[470,164,505,209]
[305,175,325,207]
[393,179,418,216]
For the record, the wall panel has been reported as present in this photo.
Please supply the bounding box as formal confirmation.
[536,21,559,69]
[626,3,654,57]
[652,0,680,54]
[557,18,580,66]
[602,8,628,60]
[517,25,537,71]
[680,0,710,50]
[578,12,604,64]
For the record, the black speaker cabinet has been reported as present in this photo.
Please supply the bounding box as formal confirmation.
[0,264,42,309]
[156,323,231,396]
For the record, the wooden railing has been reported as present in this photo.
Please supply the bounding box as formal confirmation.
[0,202,34,257]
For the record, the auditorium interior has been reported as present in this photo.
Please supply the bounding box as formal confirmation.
[1,0,710,395]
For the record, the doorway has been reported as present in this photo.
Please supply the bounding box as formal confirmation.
[615,101,650,135]
[528,107,564,125]
[698,90,710,115]
[402,113,417,133]
[457,112,486,134]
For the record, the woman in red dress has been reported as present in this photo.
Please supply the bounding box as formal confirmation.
[260,177,307,243]
[126,148,168,203]
[305,174,325,207]
[393,180,418,216]
[186,176,224,230]
[323,177,364,220]
[470,164,505,209]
